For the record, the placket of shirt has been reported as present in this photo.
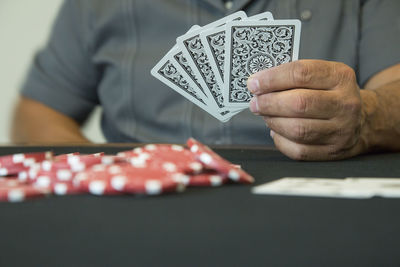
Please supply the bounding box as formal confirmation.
[116,0,138,140]
[274,0,297,18]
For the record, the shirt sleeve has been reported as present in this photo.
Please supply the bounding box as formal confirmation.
[20,0,99,124]
[358,0,400,87]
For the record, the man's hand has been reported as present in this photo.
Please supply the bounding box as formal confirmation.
[247,59,382,161]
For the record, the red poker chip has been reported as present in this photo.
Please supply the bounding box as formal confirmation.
[187,172,229,187]
[74,163,185,196]
[40,160,83,172]
[113,168,186,195]
[39,155,124,173]
[74,173,122,196]
[53,152,80,161]
[32,178,82,195]
[0,164,30,177]
[65,153,109,165]
[73,165,128,196]
[121,144,203,174]
[17,171,29,183]
[30,168,77,184]
[117,147,149,158]
[54,153,104,162]
[187,138,254,184]
[0,178,49,202]
[51,182,83,195]
[0,152,53,168]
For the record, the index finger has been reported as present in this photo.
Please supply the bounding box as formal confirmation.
[247,60,351,95]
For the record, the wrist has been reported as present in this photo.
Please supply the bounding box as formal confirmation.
[358,89,380,153]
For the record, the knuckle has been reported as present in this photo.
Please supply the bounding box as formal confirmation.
[330,125,359,153]
[293,93,309,115]
[328,122,349,141]
[255,98,265,114]
[344,126,360,147]
[343,97,362,116]
[326,145,343,160]
[292,61,312,85]
[330,93,343,112]
[336,63,357,84]
[293,122,308,141]
[333,127,348,145]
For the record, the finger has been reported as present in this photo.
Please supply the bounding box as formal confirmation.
[250,89,340,119]
[264,116,340,145]
[247,60,355,94]
[271,131,362,161]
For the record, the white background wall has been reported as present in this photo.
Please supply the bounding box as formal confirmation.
[0,0,105,143]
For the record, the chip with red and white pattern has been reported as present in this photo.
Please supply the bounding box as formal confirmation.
[74,163,185,196]
[187,138,254,184]
[0,177,50,202]
[0,152,53,167]
[187,171,229,187]
[120,144,203,174]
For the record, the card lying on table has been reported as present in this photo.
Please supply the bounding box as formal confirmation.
[252,177,400,199]
[151,11,301,122]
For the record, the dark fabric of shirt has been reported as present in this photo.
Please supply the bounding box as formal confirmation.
[21,0,400,144]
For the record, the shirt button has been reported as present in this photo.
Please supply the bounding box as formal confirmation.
[300,9,312,21]
[224,1,233,10]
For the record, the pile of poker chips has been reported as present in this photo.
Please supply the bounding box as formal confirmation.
[0,138,254,202]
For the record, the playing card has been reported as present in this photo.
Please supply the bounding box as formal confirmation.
[170,47,240,122]
[223,19,301,108]
[171,49,208,99]
[248,11,274,20]
[176,11,247,121]
[345,178,400,198]
[169,25,210,100]
[200,12,273,98]
[151,25,228,120]
[252,177,373,199]
[151,46,226,121]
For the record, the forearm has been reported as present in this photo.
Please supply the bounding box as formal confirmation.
[11,96,91,144]
[360,79,400,152]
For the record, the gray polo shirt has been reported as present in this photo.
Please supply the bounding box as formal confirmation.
[21,0,400,144]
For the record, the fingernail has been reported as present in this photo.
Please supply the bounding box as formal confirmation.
[247,77,260,94]
[249,97,259,113]
[270,130,275,138]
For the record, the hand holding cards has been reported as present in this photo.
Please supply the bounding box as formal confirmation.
[151,11,301,122]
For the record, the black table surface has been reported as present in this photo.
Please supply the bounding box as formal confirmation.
[0,145,400,267]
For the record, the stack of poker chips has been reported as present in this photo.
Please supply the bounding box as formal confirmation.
[0,138,253,202]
